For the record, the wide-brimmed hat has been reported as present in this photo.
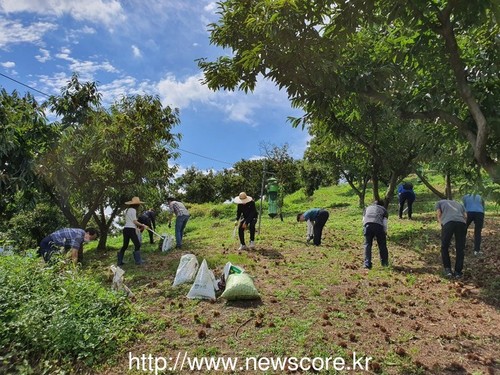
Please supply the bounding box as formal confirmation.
[125,196,145,205]
[234,192,252,204]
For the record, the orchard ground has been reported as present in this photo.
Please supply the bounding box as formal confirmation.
[83,182,499,375]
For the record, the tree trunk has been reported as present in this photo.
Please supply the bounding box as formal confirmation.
[93,204,121,250]
[445,172,452,200]
[438,9,499,184]
[415,170,446,199]
[383,171,399,208]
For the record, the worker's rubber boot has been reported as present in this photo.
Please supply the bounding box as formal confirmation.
[117,251,125,266]
[133,251,144,265]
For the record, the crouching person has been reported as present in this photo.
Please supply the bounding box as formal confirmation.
[38,228,99,265]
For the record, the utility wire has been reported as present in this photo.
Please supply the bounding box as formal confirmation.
[177,148,233,166]
[0,72,50,97]
[1,72,234,167]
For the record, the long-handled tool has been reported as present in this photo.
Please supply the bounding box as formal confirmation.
[147,228,174,252]
[146,227,165,239]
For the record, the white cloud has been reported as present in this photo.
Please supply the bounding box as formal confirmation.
[156,72,296,126]
[1,61,15,68]
[157,73,214,109]
[0,17,56,48]
[131,45,142,58]
[54,47,118,79]
[0,0,126,26]
[35,48,50,63]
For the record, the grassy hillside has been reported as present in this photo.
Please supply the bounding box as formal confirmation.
[4,180,498,374]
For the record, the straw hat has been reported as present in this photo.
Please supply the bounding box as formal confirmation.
[234,192,252,204]
[125,196,145,205]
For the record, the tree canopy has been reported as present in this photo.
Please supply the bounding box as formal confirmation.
[198,0,499,183]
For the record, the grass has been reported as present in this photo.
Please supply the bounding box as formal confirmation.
[6,176,499,374]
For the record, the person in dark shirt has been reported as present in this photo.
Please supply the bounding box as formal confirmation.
[234,192,258,250]
[138,208,156,244]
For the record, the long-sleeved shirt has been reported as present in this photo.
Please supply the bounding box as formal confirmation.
[169,201,189,216]
[49,228,86,249]
[303,208,322,222]
[139,210,156,229]
[236,200,258,224]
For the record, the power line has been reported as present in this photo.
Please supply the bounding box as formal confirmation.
[1,71,234,167]
[177,148,233,166]
[0,72,50,97]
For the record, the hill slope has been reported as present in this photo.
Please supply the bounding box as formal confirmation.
[87,183,499,375]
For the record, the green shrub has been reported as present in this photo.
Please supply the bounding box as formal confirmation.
[6,202,68,251]
[0,255,140,373]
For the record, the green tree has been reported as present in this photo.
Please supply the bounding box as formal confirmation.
[38,75,180,247]
[198,0,499,183]
[0,89,55,221]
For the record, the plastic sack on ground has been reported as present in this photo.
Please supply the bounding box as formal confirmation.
[110,265,134,298]
[187,259,217,300]
[223,262,245,281]
[161,234,175,252]
[172,254,199,287]
[220,273,260,300]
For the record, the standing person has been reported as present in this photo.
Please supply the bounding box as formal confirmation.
[117,196,147,266]
[166,197,190,249]
[234,192,258,250]
[435,199,467,278]
[462,193,485,256]
[38,228,99,265]
[362,200,389,269]
[138,208,156,244]
[398,181,416,219]
[296,208,329,246]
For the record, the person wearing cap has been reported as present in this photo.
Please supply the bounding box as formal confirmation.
[234,192,258,250]
[166,197,190,249]
[117,196,148,266]
[38,227,99,265]
[296,208,329,246]
[138,208,156,244]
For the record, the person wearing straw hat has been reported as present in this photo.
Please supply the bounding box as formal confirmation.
[234,192,258,250]
[117,196,148,265]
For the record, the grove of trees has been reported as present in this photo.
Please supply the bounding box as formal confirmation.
[1,0,498,250]
[198,0,499,201]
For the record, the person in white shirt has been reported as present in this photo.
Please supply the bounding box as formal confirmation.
[117,196,148,265]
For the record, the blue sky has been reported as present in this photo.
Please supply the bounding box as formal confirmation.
[0,0,309,172]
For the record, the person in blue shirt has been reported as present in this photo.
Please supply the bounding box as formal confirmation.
[38,227,99,265]
[296,208,329,246]
[462,193,485,255]
[398,181,416,219]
